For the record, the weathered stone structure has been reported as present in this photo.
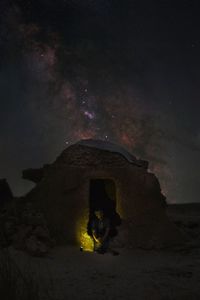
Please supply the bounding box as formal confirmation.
[23,139,186,250]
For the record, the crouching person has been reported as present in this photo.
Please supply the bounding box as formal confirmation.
[89,210,119,255]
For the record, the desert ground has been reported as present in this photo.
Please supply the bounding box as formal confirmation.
[1,204,200,300]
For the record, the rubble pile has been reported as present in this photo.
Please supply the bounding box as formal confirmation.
[0,202,55,256]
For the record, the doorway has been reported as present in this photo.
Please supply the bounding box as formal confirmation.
[87,178,121,240]
[89,178,117,215]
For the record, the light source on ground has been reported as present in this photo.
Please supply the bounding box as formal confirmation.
[77,214,95,252]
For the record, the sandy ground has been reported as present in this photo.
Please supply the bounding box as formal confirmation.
[6,204,200,300]
[8,245,200,300]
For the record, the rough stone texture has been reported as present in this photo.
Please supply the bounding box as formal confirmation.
[23,140,187,249]
[12,225,33,250]
[25,235,48,256]
[22,164,50,183]
[76,139,149,168]
[0,201,54,256]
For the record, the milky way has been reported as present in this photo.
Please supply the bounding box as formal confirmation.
[0,1,200,202]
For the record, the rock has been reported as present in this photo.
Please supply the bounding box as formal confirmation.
[22,168,44,183]
[33,226,55,247]
[0,198,54,255]
[22,165,49,183]
[0,179,13,207]
[25,235,49,256]
[12,225,33,250]
[33,226,50,239]
[21,211,46,226]
[4,220,17,237]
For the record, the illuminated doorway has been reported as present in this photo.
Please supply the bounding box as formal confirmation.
[87,178,121,246]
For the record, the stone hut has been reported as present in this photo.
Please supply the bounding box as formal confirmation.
[23,139,185,251]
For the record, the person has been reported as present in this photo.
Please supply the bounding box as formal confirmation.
[90,210,119,255]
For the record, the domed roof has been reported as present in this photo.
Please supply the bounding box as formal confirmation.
[74,139,148,168]
[75,139,136,163]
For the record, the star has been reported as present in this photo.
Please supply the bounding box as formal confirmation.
[83,111,95,120]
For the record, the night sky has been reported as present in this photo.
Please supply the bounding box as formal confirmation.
[0,0,200,202]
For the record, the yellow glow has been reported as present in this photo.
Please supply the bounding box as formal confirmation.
[80,231,94,252]
[76,213,94,252]
[76,179,123,252]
